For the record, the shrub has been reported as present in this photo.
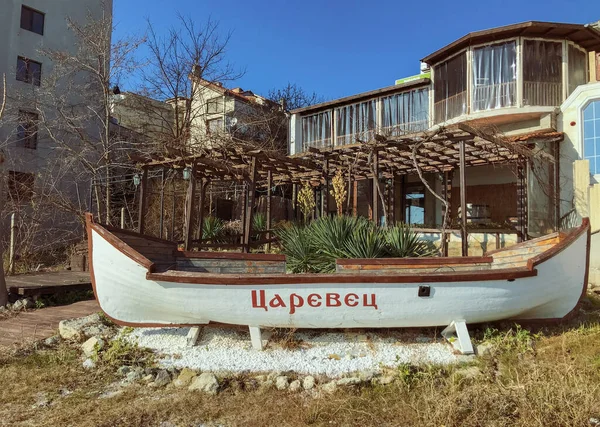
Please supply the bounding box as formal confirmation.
[385,223,438,258]
[202,216,225,243]
[275,222,325,273]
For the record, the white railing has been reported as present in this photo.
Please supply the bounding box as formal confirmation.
[434,91,467,124]
[523,81,563,107]
[303,137,332,151]
[472,81,517,112]
[335,130,375,146]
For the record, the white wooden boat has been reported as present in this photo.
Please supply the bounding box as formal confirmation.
[85,214,590,353]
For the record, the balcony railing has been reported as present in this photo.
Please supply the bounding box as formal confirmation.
[523,81,563,107]
[472,81,517,112]
[336,130,375,146]
[380,121,429,137]
[303,137,332,151]
[434,91,467,124]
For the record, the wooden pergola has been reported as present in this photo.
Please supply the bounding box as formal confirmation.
[135,125,563,255]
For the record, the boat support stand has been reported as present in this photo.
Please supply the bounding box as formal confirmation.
[441,320,474,355]
[249,326,272,350]
[187,326,202,347]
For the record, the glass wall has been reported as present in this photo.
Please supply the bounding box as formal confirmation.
[523,40,563,106]
[472,41,517,111]
[302,111,331,150]
[568,44,588,97]
[434,52,467,123]
[335,100,376,146]
[381,88,429,136]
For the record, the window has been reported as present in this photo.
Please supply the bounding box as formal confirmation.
[583,100,600,175]
[206,97,223,114]
[7,171,34,202]
[381,88,429,136]
[17,110,38,149]
[207,118,223,134]
[523,40,562,106]
[335,100,376,146]
[405,185,425,225]
[472,41,517,111]
[302,111,331,150]
[568,44,588,96]
[20,5,44,35]
[433,52,467,123]
[16,57,41,86]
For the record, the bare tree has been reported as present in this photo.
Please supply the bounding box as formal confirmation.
[268,83,325,111]
[0,73,8,307]
[139,14,243,150]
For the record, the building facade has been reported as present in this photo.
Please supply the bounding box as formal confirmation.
[0,0,113,250]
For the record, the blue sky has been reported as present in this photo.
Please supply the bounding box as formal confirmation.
[113,0,599,101]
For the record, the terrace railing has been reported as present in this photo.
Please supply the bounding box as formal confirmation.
[523,81,563,107]
[434,91,467,124]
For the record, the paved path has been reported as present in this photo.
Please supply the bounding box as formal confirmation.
[0,300,100,347]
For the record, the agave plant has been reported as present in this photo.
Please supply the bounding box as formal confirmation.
[274,223,326,273]
[385,222,437,258]
[202,216,225,243]
[252,213,267,240]
[308,215,363,271]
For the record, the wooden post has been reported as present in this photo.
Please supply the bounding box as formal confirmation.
[138,167,148,234]
[352,180,358,216]
[240,183,247,246]
[553,142,560,231]
[159,168,165,238]
[196,178,207,244]
[9,213,16,275]
[459,141,468,256]
[517,159,528,242]
[183,164,197,251]
[243,157,258,253]
[120,207,125,229]
[292,183,298,221]
[400,175,406,222]
[266,170,272,252]
[389,176,396,225]
[372,151,379,225]
[442,170,453,257]
[170,179,176,241]
[322,158,329,217]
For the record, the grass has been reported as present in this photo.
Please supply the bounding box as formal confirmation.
[1,294,600,426]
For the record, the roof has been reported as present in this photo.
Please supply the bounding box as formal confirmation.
[422,21,600,65]
[290,77,431,115]
[192,77,281,110]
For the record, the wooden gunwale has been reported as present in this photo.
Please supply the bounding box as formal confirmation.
[175,251,286,261]
[484,231,561,256]
[336,256,492,266]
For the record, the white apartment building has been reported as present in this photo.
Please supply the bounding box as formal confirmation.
[0,0,113,248]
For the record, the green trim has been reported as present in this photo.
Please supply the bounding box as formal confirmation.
[395,72,431,85]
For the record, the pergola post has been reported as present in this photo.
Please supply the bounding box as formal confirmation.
[159,168,165,239]
[243,156,258,253]
[322,158,329,217]
[372,151,379,225]
[183,164,197,251]
[292,183,298,221]
[553,142,561,231]
[137,166,148,234]
[266,170,272,252]
[240,183,247,246]
[196,178,208,244]
[442,170,453,257]
[517,159,528,242]
[459,141,468,256]
[389,175,396,225]
[352,180,358,217]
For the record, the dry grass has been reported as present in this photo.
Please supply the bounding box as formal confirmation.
[2,295,600,426]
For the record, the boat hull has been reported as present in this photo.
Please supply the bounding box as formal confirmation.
[88,222,589,328]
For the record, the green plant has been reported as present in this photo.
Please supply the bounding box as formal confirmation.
[252,213,267,240]
[482,324,540,353]
[309,215,361,270]
[343,221,388,259]
[101,337,154,368]
[202,216,226,243]
[274,223,325,273]
[385,222,438,257]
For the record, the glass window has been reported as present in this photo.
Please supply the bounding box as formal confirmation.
[206,97,223,114]
[523,40,563,106]
[16,56,41,86]
[16,110,38,149]
[302,111,331,150]
[7,171,34,202]
[433,52,467,123]
[20,6,44,35]
[583,100,600,175]
[568,44,588,96]
[381,87,429,136]
[405,185,425,225]
[335,100,376,146]
[472,41,517,111]
[207,117,223,134]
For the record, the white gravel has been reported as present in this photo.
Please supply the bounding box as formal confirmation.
[126,327,458,378]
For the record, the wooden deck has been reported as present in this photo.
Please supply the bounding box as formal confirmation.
[0,300,100,346]
[6,271,92,297]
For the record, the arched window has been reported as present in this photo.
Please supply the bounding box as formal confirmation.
[583,100,600,175]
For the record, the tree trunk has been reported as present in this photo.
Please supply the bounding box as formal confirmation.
[0,74,8,307]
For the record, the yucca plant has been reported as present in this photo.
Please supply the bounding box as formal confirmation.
[275,223,326,273]
[252,213,267,240]
[308,215,362,271]
[385,222,438,258]
[202,216,226,243]
[343,221,388,259]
